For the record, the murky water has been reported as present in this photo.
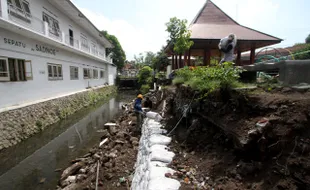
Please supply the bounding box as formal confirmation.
[0,94,133,190]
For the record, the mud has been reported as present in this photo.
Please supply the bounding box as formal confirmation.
[165,86,310,190]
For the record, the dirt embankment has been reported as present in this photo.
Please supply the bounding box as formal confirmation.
[58,108,141,190]
[165,86,310,190]
[57,90,169,190]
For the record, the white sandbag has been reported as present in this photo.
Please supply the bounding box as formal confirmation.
[148,177,181,190]
[149,165,175,180]
[149,135,171,146]
[148,160,169,168]
[146,112,163,121]
[150,149,175,163]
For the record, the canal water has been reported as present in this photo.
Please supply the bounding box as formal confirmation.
[0,94,133,190]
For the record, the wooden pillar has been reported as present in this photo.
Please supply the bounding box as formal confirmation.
[184,51,188,66]
[179,54,182,68]
[236,50,241,66]
[203,49,207,66]
[250,47,255,65]
[174,55,178,69]
[172,55,175,70]
[205,49,211,66]
[188,49,191,66]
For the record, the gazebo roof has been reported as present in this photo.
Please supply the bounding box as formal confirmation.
[190,0,282,42]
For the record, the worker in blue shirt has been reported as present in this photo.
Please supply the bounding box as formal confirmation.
[134,94,144,130]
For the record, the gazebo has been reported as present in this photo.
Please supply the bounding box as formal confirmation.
[166,0,282,69]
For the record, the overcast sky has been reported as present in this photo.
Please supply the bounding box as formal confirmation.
[72,0,310,60]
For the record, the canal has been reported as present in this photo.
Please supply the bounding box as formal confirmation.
[0,94,133,190]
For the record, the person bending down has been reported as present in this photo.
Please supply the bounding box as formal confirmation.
[218,34,237,64]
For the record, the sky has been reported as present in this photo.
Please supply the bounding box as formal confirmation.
[72,0,310,60]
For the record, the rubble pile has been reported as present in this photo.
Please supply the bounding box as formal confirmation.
[58,104,140,190]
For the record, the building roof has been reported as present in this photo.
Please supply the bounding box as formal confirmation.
[242,43,309,59]
[48,0,113,48]
[189,0,282,42]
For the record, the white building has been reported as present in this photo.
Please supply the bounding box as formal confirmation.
[0,0,117,109]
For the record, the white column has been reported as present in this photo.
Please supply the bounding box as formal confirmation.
[43,21,49,36]
[1,0,9,20]
[61,31,65,44]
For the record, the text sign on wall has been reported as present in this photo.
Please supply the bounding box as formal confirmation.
[35,45,57,56]
[4,38,26,48]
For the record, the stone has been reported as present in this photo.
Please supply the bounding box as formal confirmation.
[61,162,85,180]
[76,174,87,182]
[104,173,114,180]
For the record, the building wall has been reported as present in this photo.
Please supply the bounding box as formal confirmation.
[0,28,116,108]
[0,85,117,151]
[11,0,106,58]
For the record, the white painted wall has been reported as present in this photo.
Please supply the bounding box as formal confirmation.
[0,0,118,109]
[27,0,106,58]
[0,28,111,108]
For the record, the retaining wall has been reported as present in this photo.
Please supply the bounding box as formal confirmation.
[0,86,117,151]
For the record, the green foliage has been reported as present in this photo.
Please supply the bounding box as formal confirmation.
[156,71,166,80]
[153,47,170,71]
[173,62,243,94]
[306,34,310,44]
[138,66,153,85]
[166,17,194,54]
[140,84,151,94]
[138,66,153,94]
[172,77,185,85]
[293,43,310,60]
[134,52,156,69]
[101,30,126,71]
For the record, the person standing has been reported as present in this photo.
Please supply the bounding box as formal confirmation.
[218,34,237,64]
[134,94,144,130]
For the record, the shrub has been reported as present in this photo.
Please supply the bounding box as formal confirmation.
[173,62,243,93]
[140,84,150,94]
[138,66,153,85]
[293,43,310,60]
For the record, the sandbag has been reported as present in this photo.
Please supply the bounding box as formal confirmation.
[148,177,181,190]
[149,135,171,146]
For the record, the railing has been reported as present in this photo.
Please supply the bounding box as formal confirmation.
[64,35,80,49]
[8,5,45,35]
[1,4,112,63]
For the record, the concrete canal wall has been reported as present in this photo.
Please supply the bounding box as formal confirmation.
[0,85,117,151]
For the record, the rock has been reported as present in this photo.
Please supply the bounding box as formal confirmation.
[93,153,101,160]
[61,176,76,187]
[130,137,139,142]
[104,162,113,168]
[132,140,139,146]
[104,173,114,180]
[79,168,86,174]
[76,174,87,182]
[39,178,46,184]
[61,162,85,180]
[109,126,117,135]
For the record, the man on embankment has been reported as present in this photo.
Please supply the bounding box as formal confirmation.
[134,94,144,131]
[218,33,237,64]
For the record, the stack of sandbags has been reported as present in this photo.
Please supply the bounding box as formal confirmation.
[131,112,180,190]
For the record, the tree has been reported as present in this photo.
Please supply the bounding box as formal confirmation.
[137,66,154,94]
[166,17,194,54]
[306,34,310,44]
[101,31,126,71]
[153,46,170,71]
[134,51,156,68]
